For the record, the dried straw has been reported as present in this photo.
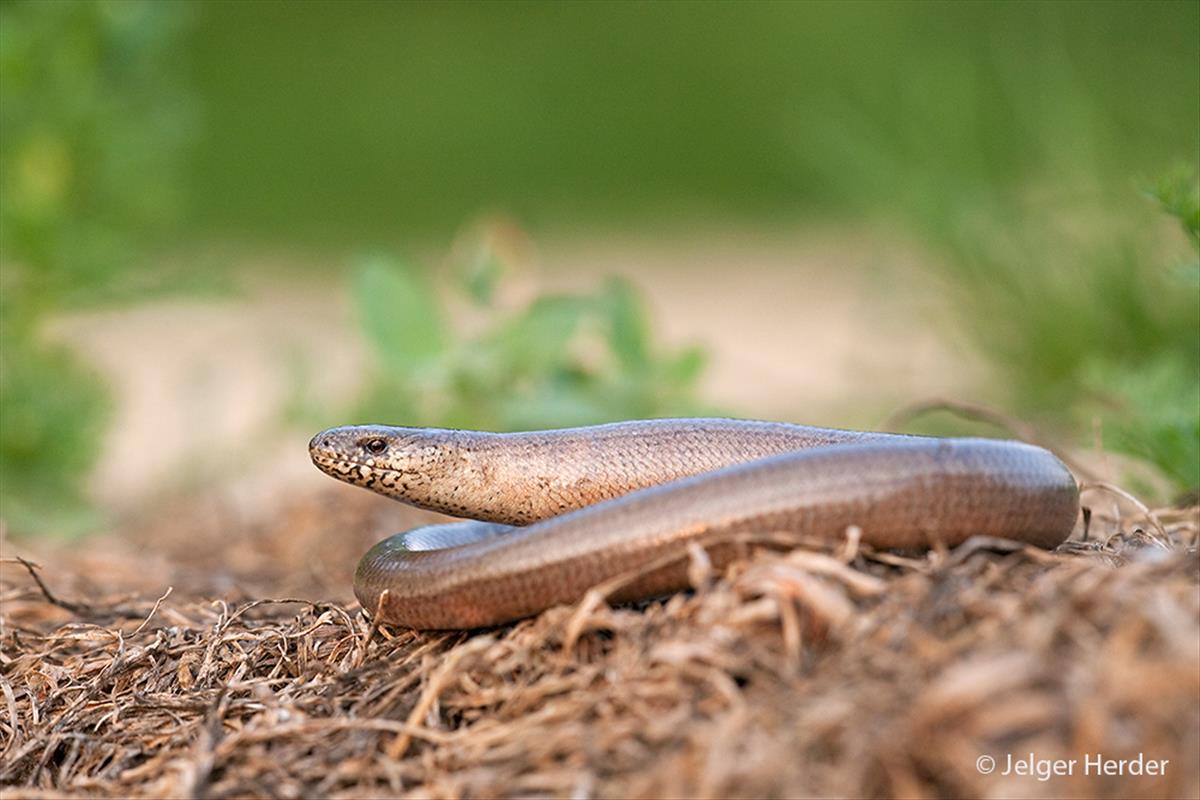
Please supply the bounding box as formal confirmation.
[2,486,1197,799]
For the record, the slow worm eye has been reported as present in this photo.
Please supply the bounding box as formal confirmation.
[364,438,387,455]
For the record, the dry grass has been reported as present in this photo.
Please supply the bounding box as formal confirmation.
[1,485,1197,799]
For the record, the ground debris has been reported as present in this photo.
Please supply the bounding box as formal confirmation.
[1,493,1197,799]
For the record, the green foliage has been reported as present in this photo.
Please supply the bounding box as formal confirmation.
[0,333,108,532]
[932,169,1200,495]
[353,257,448,376]
[0,1,192,533]
[347,253,709,432]
[1,0,193,303]
[1145,167,1200,292]
[1083,357,1199,492]
[1147,167,1200,250]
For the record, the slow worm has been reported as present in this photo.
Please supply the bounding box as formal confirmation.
[309,419,1079,629]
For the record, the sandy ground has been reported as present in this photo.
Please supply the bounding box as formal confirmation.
[47,229,985,517]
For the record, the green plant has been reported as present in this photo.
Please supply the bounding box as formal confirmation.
[0,1,192,533]
[934,168,1200,496]
[1085,170,1200,491]
[0,328,109,531]
[346,251,710,432]
[1148,166,1200,249]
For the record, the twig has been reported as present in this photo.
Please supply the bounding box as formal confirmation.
[1080,482,1172,548]
[355,589,390,669]
[942,536,1032,568]
[883,397,1099,482]
[10,557,165,621]
[131,587,174,635]
[11,557,94,616]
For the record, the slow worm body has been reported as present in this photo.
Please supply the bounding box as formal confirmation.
[309,419,1079,629]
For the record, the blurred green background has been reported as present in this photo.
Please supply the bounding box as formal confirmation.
[1,0,1197,533]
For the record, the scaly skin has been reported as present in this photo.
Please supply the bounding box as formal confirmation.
[309,419,1079,630]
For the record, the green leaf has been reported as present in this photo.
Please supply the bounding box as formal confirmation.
[352,254,446,373]
[604,277,650,372]
[496,295,588,374]
[460,253,503,307]
[349,248,712,435]
[1144,165,1200,251]
[663,347,706,387]
[1083,355,1200,492]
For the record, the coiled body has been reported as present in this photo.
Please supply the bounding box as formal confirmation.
[309,419,1079,629]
